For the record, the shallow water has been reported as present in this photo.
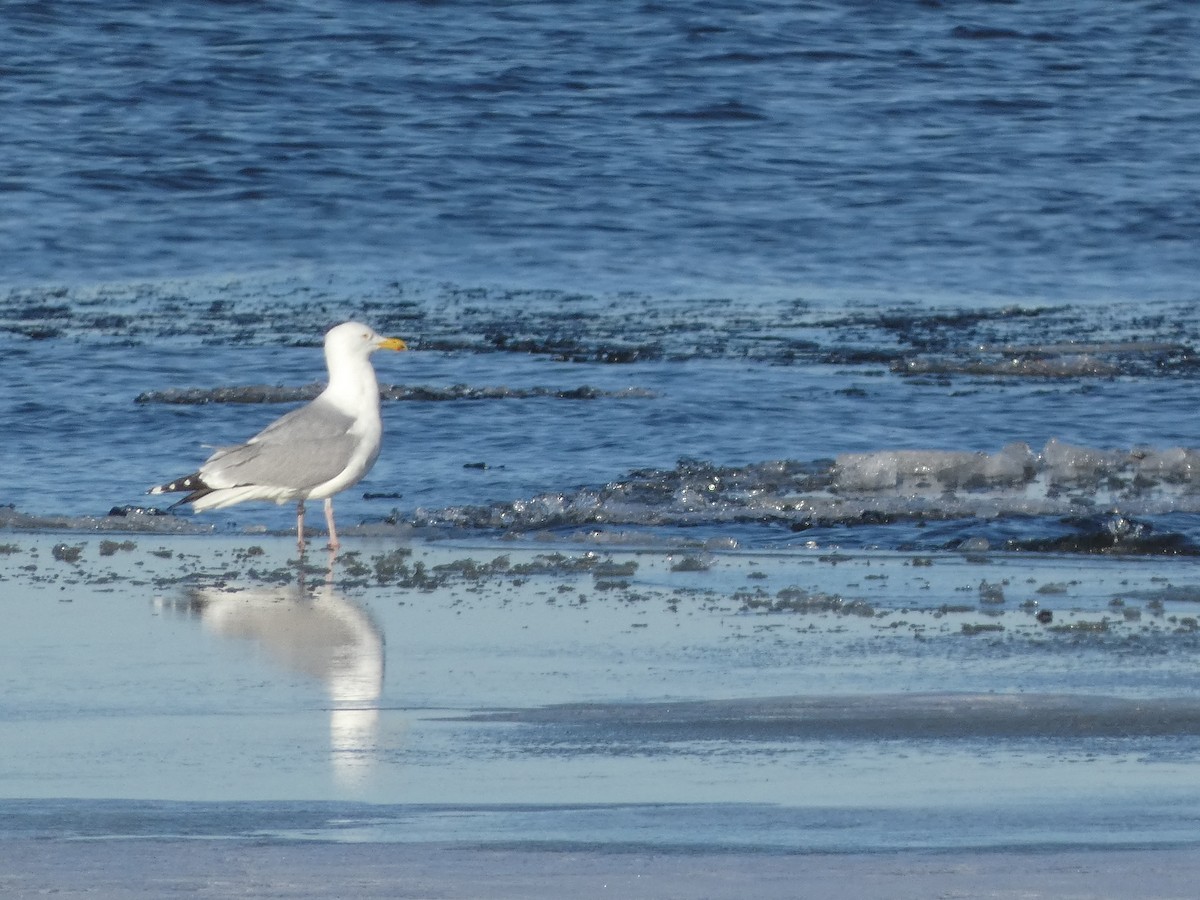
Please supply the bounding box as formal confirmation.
[2,537,1200,852]
[4,280,1200,555]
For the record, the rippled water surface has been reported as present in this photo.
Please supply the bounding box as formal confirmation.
[4,2,1200,549]
[3,279,1200,553]
[3,1,1199,297]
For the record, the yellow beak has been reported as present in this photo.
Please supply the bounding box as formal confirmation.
[378,337,408,352]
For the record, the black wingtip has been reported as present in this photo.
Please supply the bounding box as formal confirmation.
[148,473,214,506]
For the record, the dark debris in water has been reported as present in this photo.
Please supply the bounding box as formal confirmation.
[369,549,628,589]
[51,543,84,564]
[107,506,169,517]
[962,622,1005,636]
[135,383,656,404]
[740,586,875,617]
[479,331,664,364]
[7,532,1200,666]
[1001,514,1200,556]
[6,276,1200,379]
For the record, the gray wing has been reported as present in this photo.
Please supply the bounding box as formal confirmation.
[201,398,359,491]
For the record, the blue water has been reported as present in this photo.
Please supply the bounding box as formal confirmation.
[3,1,1198,298]
[3,1,1200,547]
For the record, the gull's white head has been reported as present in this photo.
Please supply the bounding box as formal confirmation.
[324,321,408,361]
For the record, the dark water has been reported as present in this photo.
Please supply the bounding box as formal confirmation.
[1,2,1200,546]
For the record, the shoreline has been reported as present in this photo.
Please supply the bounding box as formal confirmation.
[2,531,1199,886]
[4,840,1199,900]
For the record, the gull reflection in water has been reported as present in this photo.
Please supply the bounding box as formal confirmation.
[183,567,384,788]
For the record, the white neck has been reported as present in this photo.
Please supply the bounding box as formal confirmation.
[323,352,380,417]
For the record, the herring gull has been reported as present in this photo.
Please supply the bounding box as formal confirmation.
[149,321,407,551]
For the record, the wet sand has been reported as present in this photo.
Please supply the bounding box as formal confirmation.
[2,532,1199,895]
[3,841,1200,900]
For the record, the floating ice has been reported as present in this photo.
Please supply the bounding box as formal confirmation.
[833,443,1036,492]
[409,441,1200,552]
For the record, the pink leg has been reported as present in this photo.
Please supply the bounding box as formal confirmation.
[324,497,340,551]
[296,500,307,553]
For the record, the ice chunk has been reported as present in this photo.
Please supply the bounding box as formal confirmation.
[981,442,1037,485]
[833,444,1035,493]
[1133,446,1200,483]
[832,452,900,491]
[1041,439,1127,484]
